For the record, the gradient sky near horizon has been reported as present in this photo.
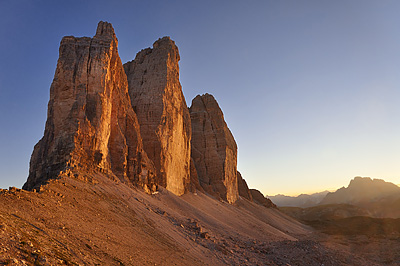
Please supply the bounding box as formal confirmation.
[1,0,400,196]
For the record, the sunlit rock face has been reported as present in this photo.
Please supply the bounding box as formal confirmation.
[24,21,157,192]
[189,94,239,203]
[123,37,192,196]
[237,171,253,201]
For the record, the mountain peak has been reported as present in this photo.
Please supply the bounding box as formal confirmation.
[153,36,174,48]
[95,21,117,43]
[23,21,154,191]
[190,93,238,203]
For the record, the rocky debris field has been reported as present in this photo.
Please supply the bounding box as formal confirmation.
[0,173,384,266]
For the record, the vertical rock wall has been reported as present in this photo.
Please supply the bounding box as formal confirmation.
[24,22,156,192]
[124,37,191,196]
[189,94,239,203]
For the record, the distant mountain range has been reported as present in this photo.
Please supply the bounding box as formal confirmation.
[279,177,400,219]
[320,176,400,205]
[280,177,400,245]
[278,179,400,264]
[268,191,330,208]
[320,177,400,218]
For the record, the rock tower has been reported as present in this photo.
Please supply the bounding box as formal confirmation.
[190,94,239,203]
[124,37,192,196]
[24,22,156,192]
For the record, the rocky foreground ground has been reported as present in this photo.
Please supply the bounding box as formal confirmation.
[0,173,387,266]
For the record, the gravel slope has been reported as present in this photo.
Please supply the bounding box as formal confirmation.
[0,173,376,265]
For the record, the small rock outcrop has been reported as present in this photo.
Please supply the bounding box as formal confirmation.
[24,21,156,192]
[237,171,253,201]
[124,37,192,196]
[250,189,277,208]
[190,94,239,203]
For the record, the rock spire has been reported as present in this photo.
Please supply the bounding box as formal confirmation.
[123,37,192,196]
[189,94,239,203]
[24,21,156,192]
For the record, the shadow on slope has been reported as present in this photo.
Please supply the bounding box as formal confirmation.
[280,204,400,265]
[280,204,370,221]
[308,216,400,237]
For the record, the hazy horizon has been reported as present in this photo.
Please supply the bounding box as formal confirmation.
[1,0,400,196]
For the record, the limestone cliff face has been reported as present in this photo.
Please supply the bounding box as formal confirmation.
[190,94,239,203]
[237,171,253,201]
[123,37,191,196]
[23,22,156,192]
[24,22,247,203]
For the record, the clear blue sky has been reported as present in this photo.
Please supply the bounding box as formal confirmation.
[1,0,400,196]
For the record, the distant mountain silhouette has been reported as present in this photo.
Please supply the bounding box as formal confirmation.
[269,191,329,207]
[320,177,400,218]
[321,176,400,204]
